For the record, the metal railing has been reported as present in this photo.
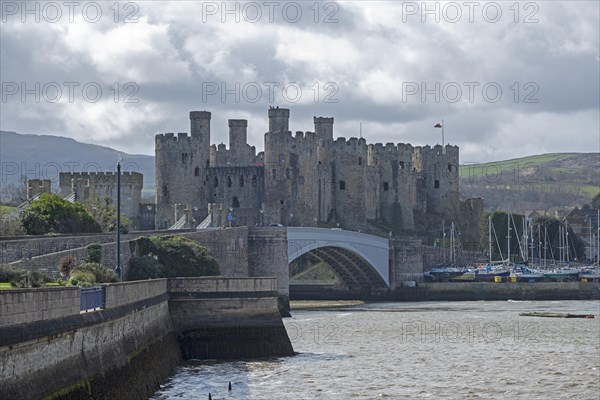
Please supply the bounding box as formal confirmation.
[80,287,105,312]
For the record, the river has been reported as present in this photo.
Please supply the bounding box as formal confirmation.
[151,300,600,399]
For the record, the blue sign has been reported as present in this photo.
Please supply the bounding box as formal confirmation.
[227,215,233,221]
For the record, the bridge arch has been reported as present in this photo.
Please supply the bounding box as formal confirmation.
[287,227,390,289]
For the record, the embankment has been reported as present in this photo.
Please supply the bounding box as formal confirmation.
[290,282,600,301]
[0,277,293,400]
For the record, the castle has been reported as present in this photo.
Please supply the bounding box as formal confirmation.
[154,107,473,236]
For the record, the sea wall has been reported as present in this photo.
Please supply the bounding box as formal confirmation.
[169,277,294,359]
[0,280,178,400]
[392,282,600,301]
[0,277,293,399]
[290,282,600,302]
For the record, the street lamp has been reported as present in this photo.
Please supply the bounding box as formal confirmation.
[114,157,122,281]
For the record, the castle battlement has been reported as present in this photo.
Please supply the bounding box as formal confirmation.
[154,107,463,234]
[155,132,194,143]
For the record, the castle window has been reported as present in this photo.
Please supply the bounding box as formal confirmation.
[272,169,277,180]
[434,180,440,188]
[181,153,188,163]
[252,175,257,187]
[227,176,232,187]
[194,167,200,176]
[162,185,168,200]
[358,157,362,166]
[214,177,219,187]
[279,154,285,163]
[447,164,452,172]
[339,181,346,190]
[232,196,240,208]
[383,182,389,191]
[239,175,245,187]
[399,161,405,169]
[280,200,284,205]
[286,168,291,179]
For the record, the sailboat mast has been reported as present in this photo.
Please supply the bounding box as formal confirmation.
[507,212,511,264]
[450,222,455,263]
[544,226,547,268]
[565,221,570,263]
[489,215,492,264]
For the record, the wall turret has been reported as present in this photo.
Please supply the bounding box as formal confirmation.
[268,107,290,133]
[314,116,334,140]
[190,111,211,141]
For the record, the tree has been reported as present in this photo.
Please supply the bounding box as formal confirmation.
[480,211,526,262]
[128,235,219,279]
[20,193,101,235]
[529,216,586,262]
[85,197,131,233]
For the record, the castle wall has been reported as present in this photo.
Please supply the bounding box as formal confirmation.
[330,137,368,230]
[417,145,460,217]
[154,108,468,235]
[26,179,51,200]
[207,166,264,227]
[58,172,143,219]
[367,143,416,230]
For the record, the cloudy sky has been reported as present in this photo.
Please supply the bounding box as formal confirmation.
[1,0,598,163]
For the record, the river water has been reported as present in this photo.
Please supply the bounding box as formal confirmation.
[151,301,600,399]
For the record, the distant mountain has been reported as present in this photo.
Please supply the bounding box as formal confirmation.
[0,130,155,195]
[460,153,600,213]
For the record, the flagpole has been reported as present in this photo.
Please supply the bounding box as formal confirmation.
[442,119,445,154]
[442,119,444,147]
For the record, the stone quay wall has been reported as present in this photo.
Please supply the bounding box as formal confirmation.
[0,277,292,400]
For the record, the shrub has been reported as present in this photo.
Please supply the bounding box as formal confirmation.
[68,270,96,287]
[9,270,48,288]
[0,264,21,282]
[1,265,49,288]
[84,243,102,264]
[58,255,78,278]
[127,255,162,281]
[128,235,220,279]
[73,263,117,283]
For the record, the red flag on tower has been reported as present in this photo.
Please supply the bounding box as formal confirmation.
[434,123,442,128]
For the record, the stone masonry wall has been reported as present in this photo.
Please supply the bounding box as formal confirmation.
[0,286,80,326]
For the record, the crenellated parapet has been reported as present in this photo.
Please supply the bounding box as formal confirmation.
[153,107,469,235]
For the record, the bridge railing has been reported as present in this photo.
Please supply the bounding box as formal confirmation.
[80,287,105,312]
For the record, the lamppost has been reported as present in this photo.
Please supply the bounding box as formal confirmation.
[114,157,122,281]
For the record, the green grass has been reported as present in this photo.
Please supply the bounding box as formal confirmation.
[0,205,17,217]
[0,282,12,290]
[459,153,582,178]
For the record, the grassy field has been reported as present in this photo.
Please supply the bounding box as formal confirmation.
[459,153,581,178]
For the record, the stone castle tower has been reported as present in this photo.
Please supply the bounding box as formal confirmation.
[154,107,466,234]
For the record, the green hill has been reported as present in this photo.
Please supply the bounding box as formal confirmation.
[460,153,599,212]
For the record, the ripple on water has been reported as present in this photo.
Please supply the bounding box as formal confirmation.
[152,301,600,400]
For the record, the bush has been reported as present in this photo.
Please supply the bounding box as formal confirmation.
[1,265,49,288]
[9,270,49,288]
[127,255,162,281]
[0,264,21,282]
[68,270,96,287]
[128,235,220,279]
[58,255,78,278]
[84,243,102,264]
[73,263,118,283]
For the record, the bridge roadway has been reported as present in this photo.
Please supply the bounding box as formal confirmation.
[287,227,391,290]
